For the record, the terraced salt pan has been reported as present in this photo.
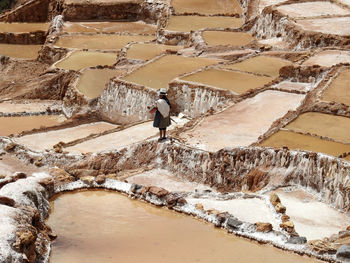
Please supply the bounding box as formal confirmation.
[66,121,156,153]
[63,21,156,34]
[126,43,183,60]
[0,154,46,177]
[285,112,350,143]
[54,51,118,71]
[0,101,61,113]
[222,55,292,77]
[275,189,350,240]
[15,122,118,151]
[258,38,290,50]
[260,130,350,157]
[0,44,41,59]
[127,169,214,193]
[186,198,279,228]
[276,2,349,18]
[322,68,350,106]
[180,68,273,94]
[296,17,350,36]
[48,191,317,263]
[122,55,220,90]
[77,69,125,98]
[202,31,255,47]
[55,35,154,50]
[340,0,350,7]
[0,22,49,32]
[165,16,243,32]
[303,50,350,67]
[0,115,65,136]
[273,81,311,93]
[171,0,243,15]
[181,90,305,151]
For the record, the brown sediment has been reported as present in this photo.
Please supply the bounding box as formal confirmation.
[0,44,42,59]
[171,0,243,15]
[180,68,274,94]
[259,130,350,157]
[321,68,350,106]
[62,21,156,34]
[54,51,118,71]
[165,16,243,32]
[222,55,293,77]
[76,69,125,98]
[121,55,220,90]
[54,34,154,50]
[202,31,255,47]
[0,115,65,136]
[48,190,318,263]
[126,43,183,60]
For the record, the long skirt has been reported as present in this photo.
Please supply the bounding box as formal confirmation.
[153,111,171,129]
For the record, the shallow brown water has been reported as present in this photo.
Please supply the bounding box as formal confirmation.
[171,0,243,15]
[77,69,125,98]
[126,43,183,60]
[322,68,350,106]
[55,51,118,70]
[48,190,318,263]
[260,130,350,157]
[63,21,156,34]
[0,22,49,32]
[55,35,154,50]
[0,44,41,59]
[122,55,219,89]
[202,31,254,47]
[165,16,243,32]
[0,115,64,136]
[285,112,350,143]
[180,68,273,93]
[223,55,292,77]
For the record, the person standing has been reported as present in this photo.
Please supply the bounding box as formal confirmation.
[152,88,171,141]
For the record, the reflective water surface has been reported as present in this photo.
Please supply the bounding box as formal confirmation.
[48,190,319,263]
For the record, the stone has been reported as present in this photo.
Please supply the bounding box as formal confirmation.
[255,222,273,233]
[71,169,98,178]
[336,245,350,261]
[95,175,106,185]
[207,209,221,215]
[308,239,338,254]
[275,203,286,213]
[147,186,168,198]
[270,192,281,206]
[13,229,37,250]
[50,168,75,183]
[130,183,143,194]
[0,196,15,207]
[347,226,350,231]
[38,178,54,195]
[280,221,294,233]
[5,142,16,152]
[13,172,27,180]
[287,236,307,244]
[80,176,94,185]
[177,197,187,206]
[227,217,243,230]
[195,203,204,210]
[281,214,290,222]
[165,192,183,208]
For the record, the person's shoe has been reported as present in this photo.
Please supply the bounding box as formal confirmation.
[158,138,163,142]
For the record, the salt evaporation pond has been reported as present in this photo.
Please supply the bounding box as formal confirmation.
[322,68,350,106]
[302,50,350,67]
[76,69,125,98]
[0,44,42,59]
[295,17,350,36]
[0,22,49,32]
[55,35,154,50]
[180,68,273,93]
[202,31,255,46]
[165,16,243,32]
[54,51,118,70]
[0,115,65,136]
[223,55,292,77]
[62,21,156,34]
[126,43,183,60]
[48,191,318,263]
[171,0,243,15]
[260,130,350,157]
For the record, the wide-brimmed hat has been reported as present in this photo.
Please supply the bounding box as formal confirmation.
[159,88,167,95]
